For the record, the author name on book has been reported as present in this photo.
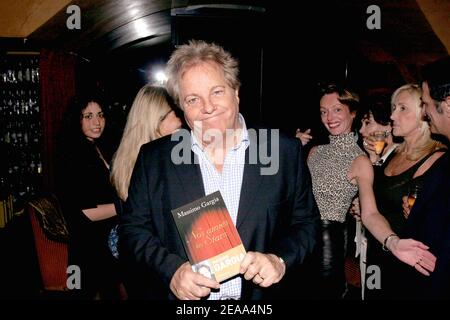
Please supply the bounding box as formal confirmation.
[177,196,220,218]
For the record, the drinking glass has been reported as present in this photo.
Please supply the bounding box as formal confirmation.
[407,184,421,209]
[371,131,388,155]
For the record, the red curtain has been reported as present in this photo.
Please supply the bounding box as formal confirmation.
[39,49,76,193]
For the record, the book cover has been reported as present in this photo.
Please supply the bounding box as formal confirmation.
[171,191,246,282]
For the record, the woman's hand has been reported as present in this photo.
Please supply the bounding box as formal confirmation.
[389,238,436,276]
[362,136,380,164]
[295,128,312,146]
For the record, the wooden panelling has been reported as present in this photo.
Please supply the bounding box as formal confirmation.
[0,0,71,37]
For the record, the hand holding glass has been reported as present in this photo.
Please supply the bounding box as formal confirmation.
[407,185,421,209]
[371,131,388,155]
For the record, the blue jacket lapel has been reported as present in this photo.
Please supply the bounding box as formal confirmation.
[172,148,205,205]
[236,131,264,230]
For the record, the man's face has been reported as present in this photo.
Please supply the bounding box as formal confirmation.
[179,61,240,144]
[422,81,446,136]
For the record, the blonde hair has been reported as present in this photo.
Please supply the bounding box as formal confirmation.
[111,85,173,200]
[391,84,446,161]
[166,40,240,107]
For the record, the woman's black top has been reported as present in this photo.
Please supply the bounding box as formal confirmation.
[56,138,118,297]
[368,149,442,299]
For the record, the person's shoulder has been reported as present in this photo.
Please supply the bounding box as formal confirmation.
[255,128,303,160]
[278,130,301,145]
[353,153,371,164]
[138,131,192,161]
[434,149,449,167]
[141,133,185,150]
[444,151,450,168]
[423,150,450,179]
[249,127,300,147]
[352,153,372,173]
[308,145,318,159]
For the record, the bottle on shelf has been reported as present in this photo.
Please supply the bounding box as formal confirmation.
[0,54,42,216]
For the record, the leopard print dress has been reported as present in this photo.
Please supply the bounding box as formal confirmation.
[308,132,365,223]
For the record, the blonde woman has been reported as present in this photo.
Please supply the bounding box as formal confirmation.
[368,84,447,299]
[376,84,446,229]
[109,85,181,298]
[111,85,182,201]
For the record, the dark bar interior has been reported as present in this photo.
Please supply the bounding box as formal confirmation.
[0,0,449,302]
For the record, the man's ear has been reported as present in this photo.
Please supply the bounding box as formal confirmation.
[443,97,450,118]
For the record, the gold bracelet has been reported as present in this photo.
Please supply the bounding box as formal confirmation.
[382,233,398,252]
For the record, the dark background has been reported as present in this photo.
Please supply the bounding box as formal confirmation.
[0,0,448,298]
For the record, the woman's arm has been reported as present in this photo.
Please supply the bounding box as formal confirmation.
[307,146,317,162]
[351,156,391,243]
[82,203,117,221]
[351,155,436,276]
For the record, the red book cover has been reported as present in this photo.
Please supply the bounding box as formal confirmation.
[171,191,246,282]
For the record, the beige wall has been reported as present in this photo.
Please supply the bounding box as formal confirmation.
[0,0,71,37]
[416,0,450,54]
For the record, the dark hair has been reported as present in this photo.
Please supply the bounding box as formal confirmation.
[360,94,391,126]
[61,92,107,142]
[421,56,450,102]
[318,83,360,113]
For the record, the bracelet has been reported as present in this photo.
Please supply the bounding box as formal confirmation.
[382,233,398,252]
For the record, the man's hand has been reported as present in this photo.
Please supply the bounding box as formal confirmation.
[349,197,361,221]
[169,262,220,300]
[240,252,286,287]
[389,238,436,276]
[401,195,411,219]
[295,129,312,146]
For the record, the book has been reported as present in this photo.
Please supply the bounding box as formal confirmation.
[171,191,246,282]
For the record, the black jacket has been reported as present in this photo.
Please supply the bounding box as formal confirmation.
[119,129,320,300]
[403,152,450,299]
